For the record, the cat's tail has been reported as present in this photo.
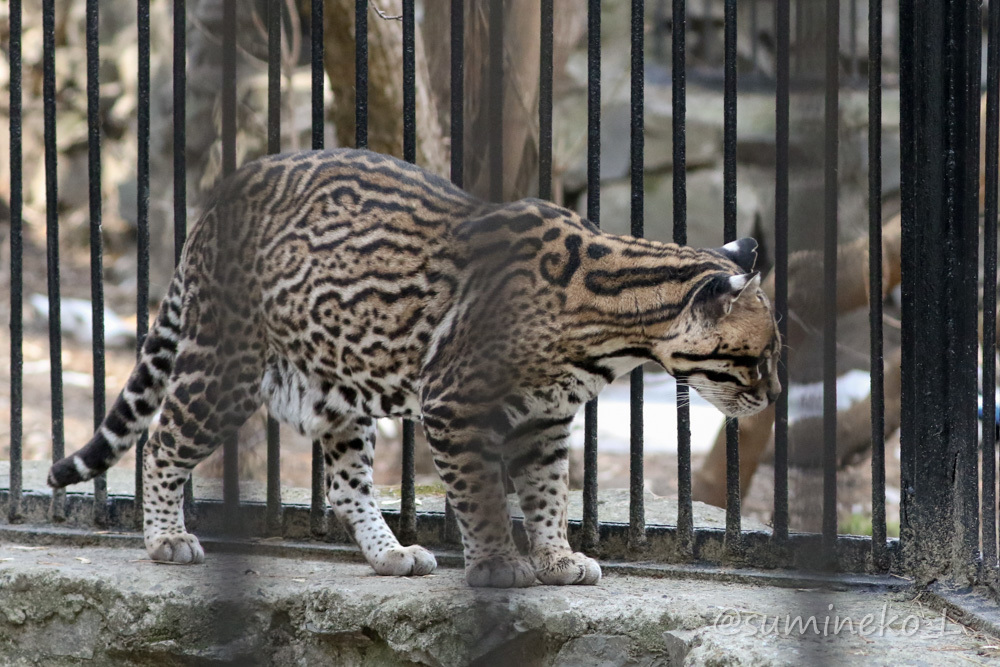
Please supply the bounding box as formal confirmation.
[48,273,185,488]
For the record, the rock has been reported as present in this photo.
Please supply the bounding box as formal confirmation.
[554,634,644,667]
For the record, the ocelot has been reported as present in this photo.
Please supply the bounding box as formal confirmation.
[49,149,781,588]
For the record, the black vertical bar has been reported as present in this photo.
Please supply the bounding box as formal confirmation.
[983,0,1000,575]
[488,0,504,202]
[174,0,194,521]
[868,0,887,568]
[268,0,282,156]
[356,0,368,149]
[723,0,740,550]
[450,0,464,189]
[312,0,325,151]
[310,0,326,536]
[399,0,417,546]
[43,0,66,522]
[444,0,464,544]
[581,0,601,555]
[772,0,790,544]
[629,0,646,550]
[135,0,151,522]
[899,0,981,582]
[673,0,692,555]
[87,0,108,525]
[8,0,23,524]
[265,0,283,536]
[539,0,554,201]
[310,438,326,536]
[402,0,416,164]
[221,0,239,515]
[897,0,915,566]
[174,0,187,265]
[822,0,840,555]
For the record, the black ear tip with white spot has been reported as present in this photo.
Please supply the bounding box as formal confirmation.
[719,238,758,273]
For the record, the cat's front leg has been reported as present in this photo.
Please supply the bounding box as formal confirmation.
[505,414,602,586]
[421,412,535,588]
[318,414,437,577]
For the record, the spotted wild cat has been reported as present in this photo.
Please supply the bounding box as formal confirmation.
[49,149,781,588]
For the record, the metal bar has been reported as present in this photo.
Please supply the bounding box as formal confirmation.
[673,0,693,556]
[897,0,914,566]
[265,417,281,534]
[268,0,282,156]
[43,0,66,522]
[538,0,553,201]
[400,420,416,544]
[868,0,887,569]
[8,0,23,524]
[312,0,324,151]
[399,0,417,546]
[87,0,108,525]
[174,0,187,265]
[629,0,646,550]
[174,0,194,523]
[965,0,986,580]
[983,0,1000,576]
[581,0,601,555]
[402,0,416,164]
[899,0,981,583]
[356,0,368,149]
[134,0,151,523]
[443,0,464,545]
[488,0,504,202]
[221,0,239,515]
[723,0,740,550]
[450,0,464,189]
[311,440,326,535]
[265,0,283,536]
[822,0,840,556]
[772,0,790,544]
[310,0,326,535]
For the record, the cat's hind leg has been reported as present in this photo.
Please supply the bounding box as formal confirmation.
[142,351,262,563]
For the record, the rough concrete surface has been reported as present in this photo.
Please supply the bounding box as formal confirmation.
[1,542,998,666]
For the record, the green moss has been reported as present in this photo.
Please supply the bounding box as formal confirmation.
[839,512,900,538]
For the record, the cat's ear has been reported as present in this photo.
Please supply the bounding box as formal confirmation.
[718,238,758,273]
[696,272,761,318]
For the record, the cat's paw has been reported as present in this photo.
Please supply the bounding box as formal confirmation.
[533,551,602,585]
[465,556,536,588]
[145,533,205,564]
[372,544,438,576]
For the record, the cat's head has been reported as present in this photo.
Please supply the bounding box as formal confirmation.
[661,238,782,418]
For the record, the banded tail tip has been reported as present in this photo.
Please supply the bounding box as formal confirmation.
[47,455,92,488]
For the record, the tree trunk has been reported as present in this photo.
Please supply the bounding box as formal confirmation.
[322,0,447,176]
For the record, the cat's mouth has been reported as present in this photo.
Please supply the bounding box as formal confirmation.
[687,381,770,419]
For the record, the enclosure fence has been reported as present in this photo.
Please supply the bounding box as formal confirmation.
[3,0,999,593]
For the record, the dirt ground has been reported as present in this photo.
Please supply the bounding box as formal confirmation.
[0,228,900,538]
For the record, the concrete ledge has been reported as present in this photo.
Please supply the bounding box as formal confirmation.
[1,540,996,666]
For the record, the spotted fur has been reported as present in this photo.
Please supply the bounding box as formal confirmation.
[49,149,780,587]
